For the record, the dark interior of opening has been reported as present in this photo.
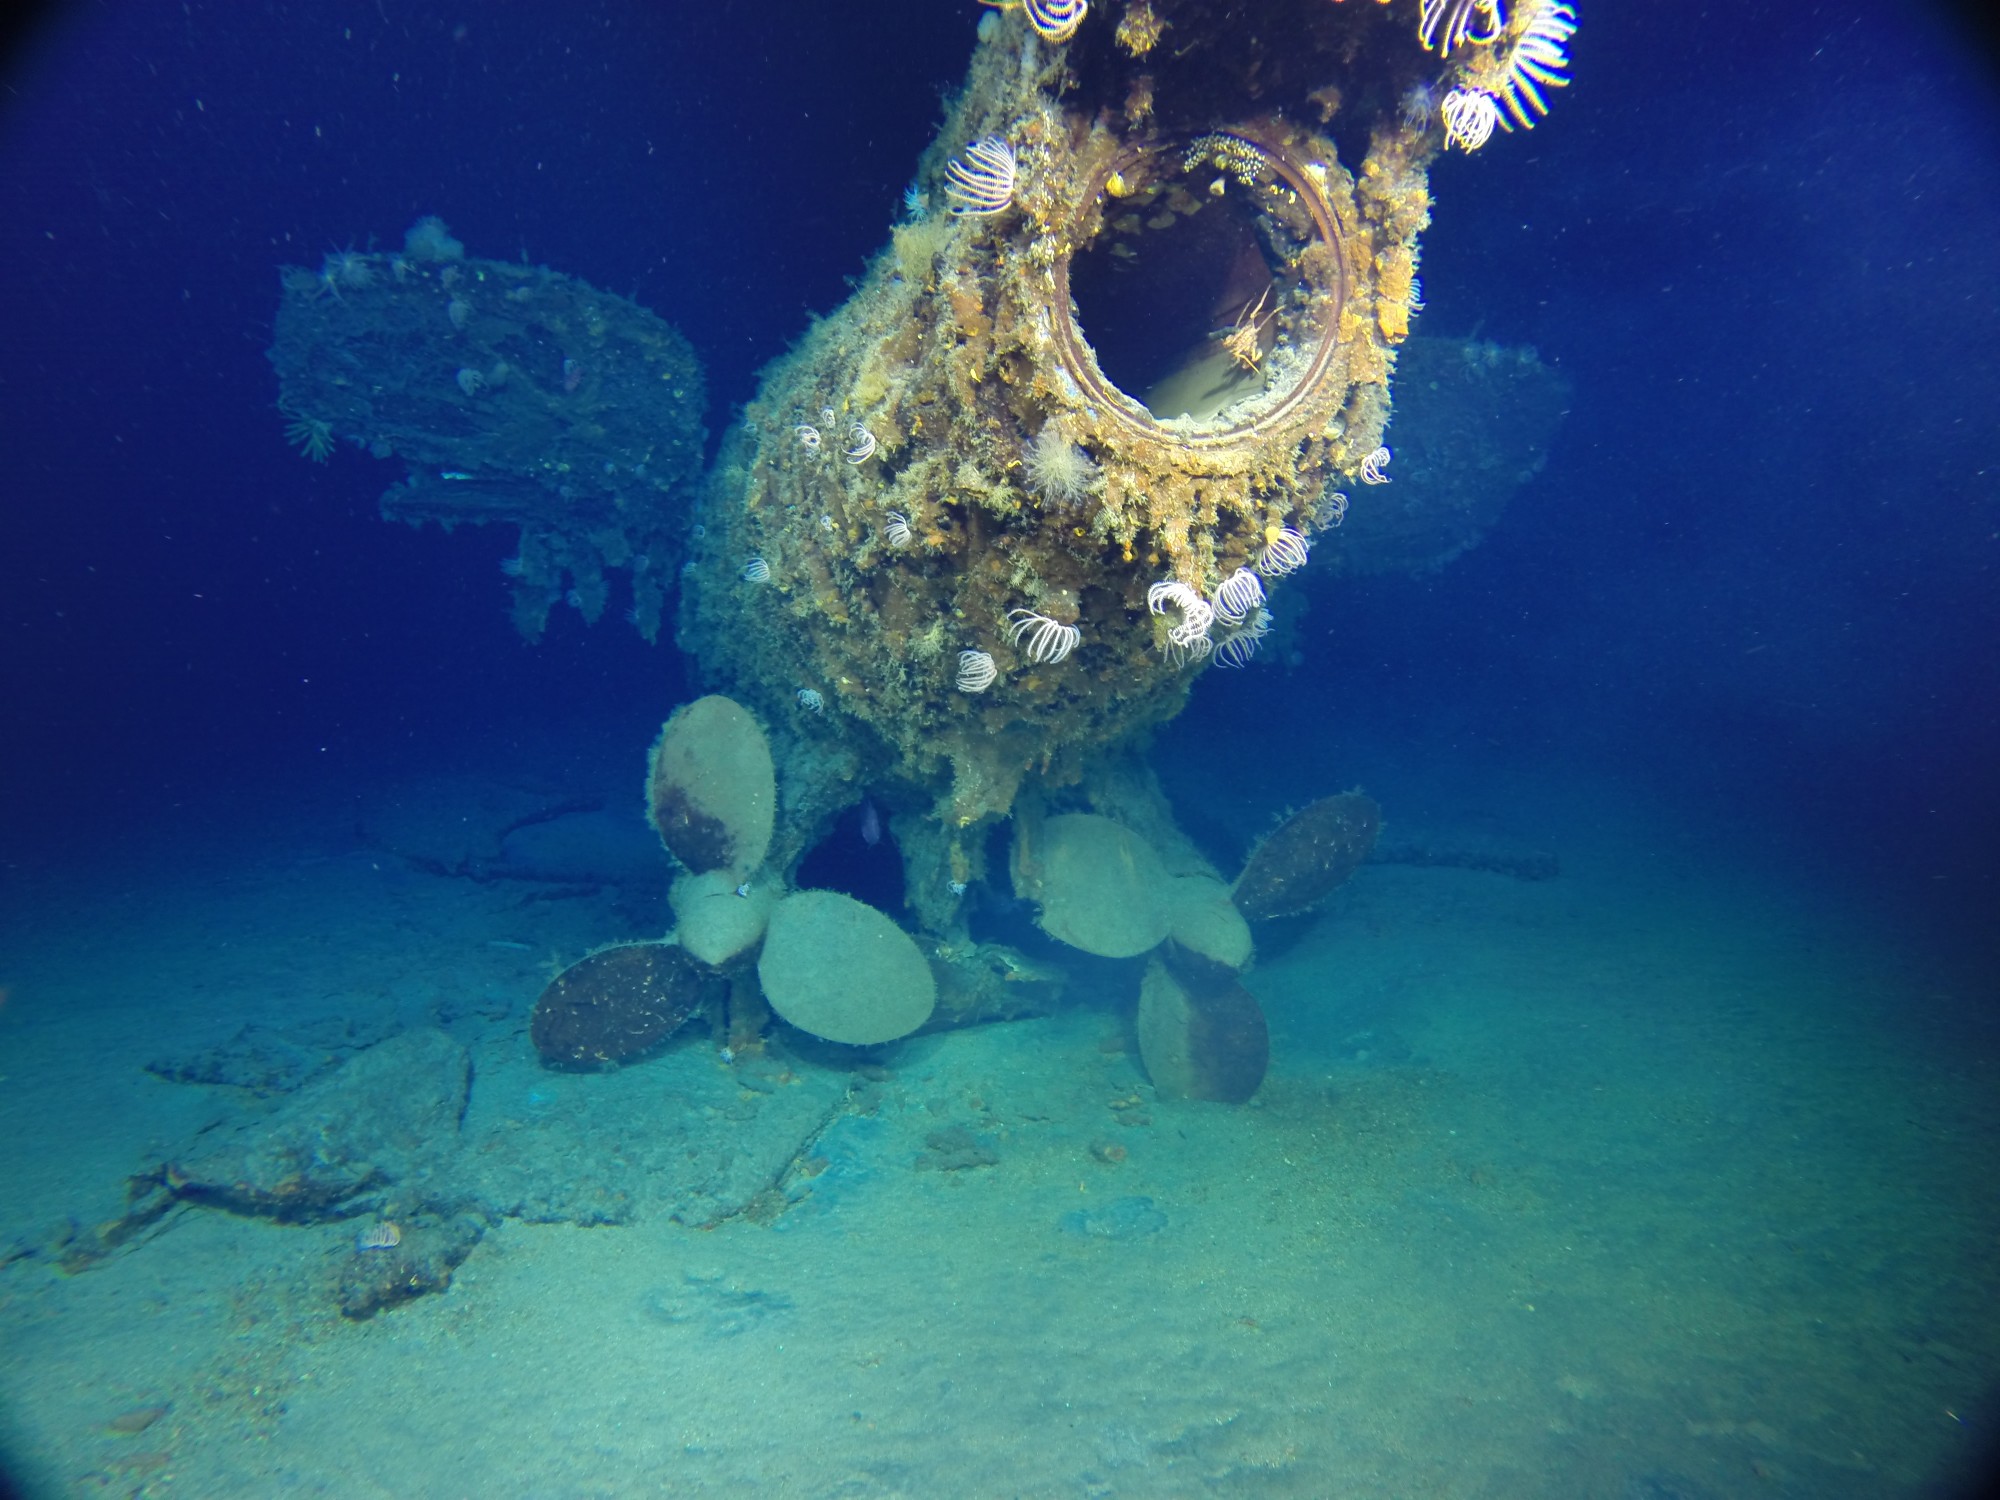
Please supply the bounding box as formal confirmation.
[1067,163,1282,421]
[793,801,906,915]
[964,818,1050,955]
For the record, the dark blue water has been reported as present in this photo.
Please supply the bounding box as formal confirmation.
[2,3,1997,1496]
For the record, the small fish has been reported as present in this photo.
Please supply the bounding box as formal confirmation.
[355,1221,402,1252]
[486,939,532,951]
[860,799,882,847]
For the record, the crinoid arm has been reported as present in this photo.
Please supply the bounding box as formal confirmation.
[945,137,1018,217]
[282,410,335,463]
[1419,0,1505,55]
[1496,0,1579,130]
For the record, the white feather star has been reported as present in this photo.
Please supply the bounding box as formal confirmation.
[956,650,999,693]
[945,137,1018,217]
[1005,608,1081,665]
[1442,89,1500,151]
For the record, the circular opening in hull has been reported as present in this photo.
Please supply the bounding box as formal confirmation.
[1050,127,1349,449]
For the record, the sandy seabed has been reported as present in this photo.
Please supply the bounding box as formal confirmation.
[2,744,1994,1500]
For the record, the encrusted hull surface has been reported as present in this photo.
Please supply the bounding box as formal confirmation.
[680,0,1530,898]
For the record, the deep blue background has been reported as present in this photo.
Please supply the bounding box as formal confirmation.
[2,2,1995,965]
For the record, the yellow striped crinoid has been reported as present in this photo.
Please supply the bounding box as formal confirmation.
[1497,0,1579,130]
[1418,0,1504,55]
[980,0,1087,44]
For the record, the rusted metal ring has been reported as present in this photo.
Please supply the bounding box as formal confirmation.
[1047,123,1350,453]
